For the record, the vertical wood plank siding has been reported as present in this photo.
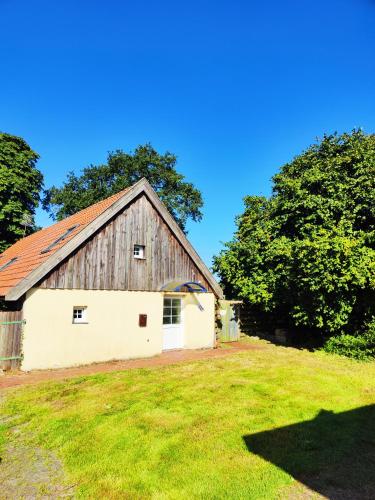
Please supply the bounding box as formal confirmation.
[0,307,24,370]
[39,194,212,292]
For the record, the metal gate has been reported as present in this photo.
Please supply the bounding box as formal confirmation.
[0,317,25,370]
[218,300,241,342]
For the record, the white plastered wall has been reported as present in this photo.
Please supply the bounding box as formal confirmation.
[179,292,215,349]
[21,288,215,371]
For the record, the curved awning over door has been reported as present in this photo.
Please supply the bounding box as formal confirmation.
[160,281,208,293]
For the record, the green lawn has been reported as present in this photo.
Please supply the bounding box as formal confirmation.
[1,340,375,499]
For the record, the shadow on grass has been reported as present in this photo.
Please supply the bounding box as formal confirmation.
[243,405,375,499]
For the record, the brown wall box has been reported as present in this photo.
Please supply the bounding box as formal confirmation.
[139,314,147,327]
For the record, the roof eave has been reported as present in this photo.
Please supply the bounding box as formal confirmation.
[5,178,224,300]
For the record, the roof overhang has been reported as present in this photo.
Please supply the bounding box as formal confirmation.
[5,178,224,300]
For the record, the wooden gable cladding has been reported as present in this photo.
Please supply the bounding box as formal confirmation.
[38,194,212,292]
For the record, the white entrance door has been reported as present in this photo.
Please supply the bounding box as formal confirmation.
[162,297,183,350]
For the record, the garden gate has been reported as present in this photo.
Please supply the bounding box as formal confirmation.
[218,300,242,342]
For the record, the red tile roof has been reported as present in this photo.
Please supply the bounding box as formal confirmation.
[0,189,129,297]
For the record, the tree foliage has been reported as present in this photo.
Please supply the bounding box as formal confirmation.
[43,144,203,233]
[213,130,375,348]
[323,317,375,361]
[0,132,43,252]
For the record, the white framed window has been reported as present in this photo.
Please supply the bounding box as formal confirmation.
[73,306,88,324]
[163,297,182,325]
[133,244,145,259]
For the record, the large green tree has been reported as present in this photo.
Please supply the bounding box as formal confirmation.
[213,130,375,350]
[43,144,203,232]
[0,133,43,252]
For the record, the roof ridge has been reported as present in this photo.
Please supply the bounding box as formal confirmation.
[44,187,130,229]
[71,187,130,213]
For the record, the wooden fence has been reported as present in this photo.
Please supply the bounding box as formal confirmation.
[0,310,24,370]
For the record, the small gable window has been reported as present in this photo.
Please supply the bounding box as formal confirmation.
[133,244,145,259]
[73,306,87,324]
[41,225,80,254]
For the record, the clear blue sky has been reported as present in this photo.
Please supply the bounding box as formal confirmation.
[1,0,374,266]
